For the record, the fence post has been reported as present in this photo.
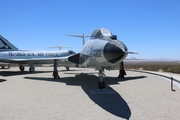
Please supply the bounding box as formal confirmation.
[170,75,175,91]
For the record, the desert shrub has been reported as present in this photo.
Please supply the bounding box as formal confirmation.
[165,65,180,74]
[124,62,180,74]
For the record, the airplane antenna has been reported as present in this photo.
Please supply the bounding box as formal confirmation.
[66,33,90,45]
[47,46,73,51]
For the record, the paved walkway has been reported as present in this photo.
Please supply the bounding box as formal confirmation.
[127,70,180,89]
[0,67,180,120]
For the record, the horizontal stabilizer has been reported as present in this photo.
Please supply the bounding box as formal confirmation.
[47,46,73,50]
[66,34,90,38]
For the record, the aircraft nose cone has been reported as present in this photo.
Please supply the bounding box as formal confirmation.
[103,41,125,63]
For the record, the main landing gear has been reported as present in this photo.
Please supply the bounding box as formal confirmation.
[19,66,35,72]
[97,62,127,90]
[118,61,127,78]
[98,69,106,90]
[52,59,60,79]
[66,66,69,71]
[19,66,25,71]
[29,67,35,72]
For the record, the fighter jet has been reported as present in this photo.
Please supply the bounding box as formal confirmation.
[65,28,137,90]
[0,35,76,72]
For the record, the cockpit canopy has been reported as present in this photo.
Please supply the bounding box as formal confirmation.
[90,28,112,39]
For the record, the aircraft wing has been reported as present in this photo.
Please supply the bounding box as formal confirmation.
[124,51,140,60]
[124,51,138,54]
[125,58,144,60]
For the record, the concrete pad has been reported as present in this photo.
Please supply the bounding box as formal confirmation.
[0,67,180,120]
[90,89,116,94]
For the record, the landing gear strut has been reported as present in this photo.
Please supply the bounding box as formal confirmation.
[98,69,106,90]
[118,61,127,78]
[52,59,60,79]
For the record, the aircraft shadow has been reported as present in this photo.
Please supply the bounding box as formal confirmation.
[24,73,146,119]
[60,69,86,72]
[0,79,7,82]
[0,68,10,70]
[0,68,84,77]
[105,76,147,85]
[0,71,52,77]
[63,72,99,75]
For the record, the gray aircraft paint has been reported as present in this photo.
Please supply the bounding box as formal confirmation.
[0,28,133,72]
[0,50,75,64]
[78,38,128,67]
[0,35,76,69]
[79,39,109,66]
[69,28,129,69]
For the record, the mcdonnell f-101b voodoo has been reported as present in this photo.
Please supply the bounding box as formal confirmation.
[0,35,76,72]
[63,28,137,89]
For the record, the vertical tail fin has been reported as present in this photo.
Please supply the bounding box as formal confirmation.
[0,35,19,51]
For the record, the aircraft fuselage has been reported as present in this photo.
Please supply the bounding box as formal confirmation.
[0,50,75,64]
[79,38,128,67]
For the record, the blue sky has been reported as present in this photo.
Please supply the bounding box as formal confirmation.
[0,0,180,60]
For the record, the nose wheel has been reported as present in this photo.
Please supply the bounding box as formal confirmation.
[98,81,105,90]
[98,69,106,90]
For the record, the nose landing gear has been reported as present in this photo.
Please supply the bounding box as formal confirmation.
[98,69,106,90]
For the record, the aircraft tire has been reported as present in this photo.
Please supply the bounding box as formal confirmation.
[98,81,105,90]
[8,65,10,69]
[20,66,25,71]
[120,70,125,78]
[54,75,58,79]
[102,81,105,89]
[98,82,101,89]
[53,71,60,79]
[66,66,69,71]
[29,67,35,72]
